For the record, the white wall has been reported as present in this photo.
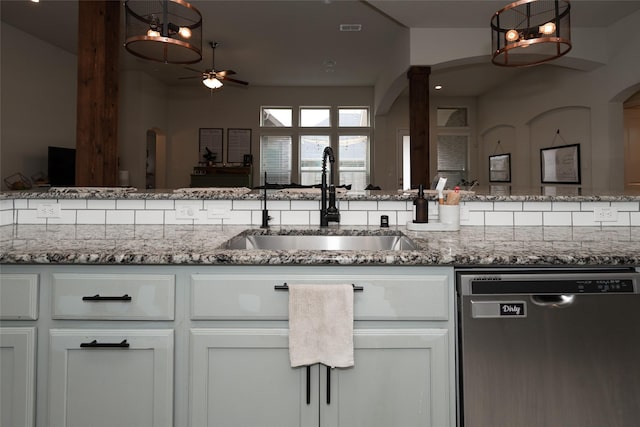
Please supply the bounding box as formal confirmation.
[0,22,77,189]
[164,85,374,189]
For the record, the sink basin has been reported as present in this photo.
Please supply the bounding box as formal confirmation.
[223,232,417,251]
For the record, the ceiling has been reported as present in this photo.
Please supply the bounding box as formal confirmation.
[2,0,640,97]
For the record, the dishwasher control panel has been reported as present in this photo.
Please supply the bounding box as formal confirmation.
[471,278,635,294]
[457,270,640,296]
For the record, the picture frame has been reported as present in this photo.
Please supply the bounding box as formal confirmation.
[227,128,252,163]
[199,128,223,164]
[489,153,511,182]
[540,143,581,184]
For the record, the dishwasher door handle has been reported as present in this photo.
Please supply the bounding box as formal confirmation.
[531,294,575,308]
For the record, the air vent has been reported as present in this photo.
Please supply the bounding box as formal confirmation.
[339,24,362,32]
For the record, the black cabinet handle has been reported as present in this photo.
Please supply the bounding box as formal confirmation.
[80,339,130,348]
[82,294,132,302]
[306,366,311,405]
[326,366,331,405]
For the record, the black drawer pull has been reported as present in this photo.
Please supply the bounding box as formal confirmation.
[326,366,331,405]
[275,283,363,292]
[82,294,132,302]
[306,366,311,405]
[80,339,130,348]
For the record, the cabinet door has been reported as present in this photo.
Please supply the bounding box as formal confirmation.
[0,327,36,427]
[321,329,451,427]
[48,329,173,427]
[190,328,318,427]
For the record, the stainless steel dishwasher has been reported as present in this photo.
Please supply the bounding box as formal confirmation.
[456,267,640,427]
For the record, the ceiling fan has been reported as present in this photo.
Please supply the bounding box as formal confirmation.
[181,41,249,89]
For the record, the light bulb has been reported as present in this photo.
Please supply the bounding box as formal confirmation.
[178,27,192,38]
[203,77,223,89]
[505,29,519,42]
[539,22,556,35]
[147,29,161,37]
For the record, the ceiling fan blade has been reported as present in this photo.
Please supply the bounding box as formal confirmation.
[216,70,236,77]
[220,76,249,86]
[184,66,205,74]
[178,75,204,80]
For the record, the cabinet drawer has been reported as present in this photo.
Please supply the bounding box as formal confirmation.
[191,273,449,321]
[51,273,175,320]
[0,273,39,320]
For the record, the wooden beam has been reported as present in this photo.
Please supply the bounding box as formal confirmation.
[407,66,431,188]
[76,1,120,186]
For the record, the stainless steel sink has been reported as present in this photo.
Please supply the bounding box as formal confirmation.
[223,232,417,251]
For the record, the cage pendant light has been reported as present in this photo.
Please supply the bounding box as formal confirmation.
[491,0,571,67]
[124,0,202,64]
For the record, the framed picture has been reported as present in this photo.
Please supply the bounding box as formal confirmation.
[227,128,252,163]
[199,128,223,164]
[489,153,511,182]
[540,143,581,184]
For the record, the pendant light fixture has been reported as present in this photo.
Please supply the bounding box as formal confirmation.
[124,0,202,64]
[491,0,571,67]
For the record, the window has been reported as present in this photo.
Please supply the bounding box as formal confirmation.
[339,107,369,127]
[300,108,330,127]
[259,106,370,188]
[300,135,330,185]
[260,135,292,184]
[437,134,468,185]
[436,107,467,127]
[261,108,292,127]
[339,135,368,190]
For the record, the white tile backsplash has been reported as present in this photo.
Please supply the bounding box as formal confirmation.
[116,199,146,210]
[87,199,116,210]
[135,210,165,224]
[77,210,106,224]
[4,197,640,227]
[485,211,514,226]
[543,211,572,226]
[106,210,135,224]
[514,211,543,226]
[523,202,552,211]
[281,210,310,225]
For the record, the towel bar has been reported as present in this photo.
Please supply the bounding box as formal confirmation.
[275,283,363,292]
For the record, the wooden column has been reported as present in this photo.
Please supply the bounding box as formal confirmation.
[407,66,431,188]
[76,1,120,186]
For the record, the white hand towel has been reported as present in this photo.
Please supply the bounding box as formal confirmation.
[288,284,354,368]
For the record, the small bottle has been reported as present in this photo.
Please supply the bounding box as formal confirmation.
[413,184,428,223]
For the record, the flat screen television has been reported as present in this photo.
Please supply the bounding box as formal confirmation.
[48,146,76,186]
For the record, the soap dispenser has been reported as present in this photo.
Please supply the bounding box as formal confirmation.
[413,184,429,223]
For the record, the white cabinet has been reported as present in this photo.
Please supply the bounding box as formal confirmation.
[0,327,37,427]
[0,272,38,427]
[0,264,456,427]
[324,329,450,427]
[188,266,455,427]
[190,327,450,427]
[0,273,38,320]
[48,329,173,427]
[190,328,318,427]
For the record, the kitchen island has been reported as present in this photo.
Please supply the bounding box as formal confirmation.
[1,189,639,427]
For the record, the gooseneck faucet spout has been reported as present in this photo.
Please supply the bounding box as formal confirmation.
[320,146,340,227]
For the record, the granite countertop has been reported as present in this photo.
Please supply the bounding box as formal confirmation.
[1,224,638,266]
[3,186,640,202]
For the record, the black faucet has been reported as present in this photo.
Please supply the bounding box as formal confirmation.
[320,146,340,227]
[261,172,271,228]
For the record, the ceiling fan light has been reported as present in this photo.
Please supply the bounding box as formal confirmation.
[147,29,161,37]
[203,77,223,89]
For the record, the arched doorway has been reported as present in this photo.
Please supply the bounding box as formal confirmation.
[624,91,640,191]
